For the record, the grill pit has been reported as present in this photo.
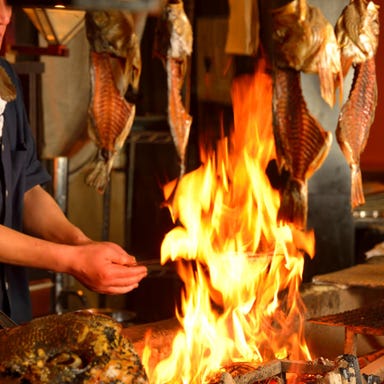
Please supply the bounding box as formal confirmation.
[123,280,384,383]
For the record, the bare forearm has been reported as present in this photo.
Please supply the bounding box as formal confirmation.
[11,185,148,295]
[23,185,90,245]
[0,224,73,272]
[0,223,147,293]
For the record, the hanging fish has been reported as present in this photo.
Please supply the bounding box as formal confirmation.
[272,67,332,229]
[270,0,342,107]
[335,0,379,77]
[154,0,193,181]
[85,10,142,193]
[335,0,379,209]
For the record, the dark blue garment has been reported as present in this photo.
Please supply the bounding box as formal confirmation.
[0,58,51,324]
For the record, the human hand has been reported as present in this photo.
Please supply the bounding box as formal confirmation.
[67,241,148,294]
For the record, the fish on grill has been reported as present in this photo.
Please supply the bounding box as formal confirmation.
[335,0,379,209]
[272,66,332,229]
[85,10,141,193]
[270,0,342,107]
[0,311,148,384]
[154,0,193,181]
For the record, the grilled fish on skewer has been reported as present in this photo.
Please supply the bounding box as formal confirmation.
[271,0,342,107]
[154,0,193,179]
[336,57,378,208]
[335,0,379,209]
[85,10,141,193]
[273,67,332,229]
[0,311,148,383]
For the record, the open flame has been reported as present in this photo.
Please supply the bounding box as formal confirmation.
[143,57,315,383]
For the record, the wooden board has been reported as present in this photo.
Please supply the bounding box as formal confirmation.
[312,263,384,288]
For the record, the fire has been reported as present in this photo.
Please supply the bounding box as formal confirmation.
[143,57,315,383]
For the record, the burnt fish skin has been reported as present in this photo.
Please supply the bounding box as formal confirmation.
[0,311,148,383]
[272,66,332,230]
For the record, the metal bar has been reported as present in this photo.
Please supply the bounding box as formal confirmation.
[135,258,162,266]
[125,135,136,250]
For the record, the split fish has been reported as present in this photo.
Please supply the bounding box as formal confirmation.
[335,0,379,209]
[154,0,193,180]
[271,0,342,107]
[273,67,332,229]
[85,10,141,193]
[0,311,148,383]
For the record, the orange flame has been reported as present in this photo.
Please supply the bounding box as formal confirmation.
[144,57,314,383]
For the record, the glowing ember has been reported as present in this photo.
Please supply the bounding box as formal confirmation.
[143,57,315,383]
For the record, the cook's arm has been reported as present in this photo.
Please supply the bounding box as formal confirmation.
[23,184,90,245]
[0,184,148,294]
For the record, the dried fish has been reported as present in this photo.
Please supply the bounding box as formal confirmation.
[273,67,332,229]
[335,0,379,209]
[335,0,379,76]
[85,10,141,193]
[154,0,193,179]
[271,0,342,107]
[0,311,148,383]
[336,58,378,208]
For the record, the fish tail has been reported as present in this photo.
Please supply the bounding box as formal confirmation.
[278,178,308,230]
[85,154,114,194]
[350,164,365,208]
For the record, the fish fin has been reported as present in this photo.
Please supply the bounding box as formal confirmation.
[85,153,115,194]
[318,67,334,107]
[277,178,308,230]
[350,163,365,209]
[334,65,345,107]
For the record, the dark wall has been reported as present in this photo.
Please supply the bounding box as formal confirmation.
[360,2,384,172]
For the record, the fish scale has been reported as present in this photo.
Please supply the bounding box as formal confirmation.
[273,67,332,229]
